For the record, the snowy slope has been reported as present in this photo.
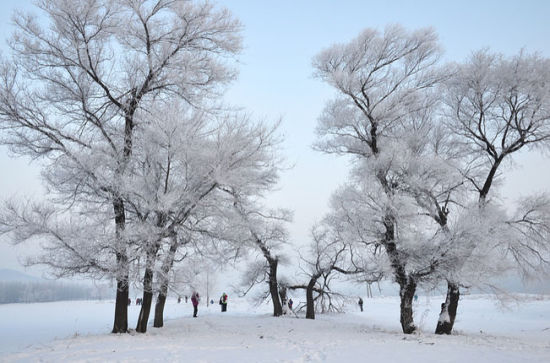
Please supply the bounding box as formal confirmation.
[1,295,549,362]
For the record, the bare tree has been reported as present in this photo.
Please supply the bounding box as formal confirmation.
[289,226,369,319]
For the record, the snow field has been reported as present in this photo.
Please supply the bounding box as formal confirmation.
[1,294,549,362]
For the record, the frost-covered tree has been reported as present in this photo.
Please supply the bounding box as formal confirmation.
[154,117,291,317]
[220,189,291,317]
[0,0,241,333]
[129,102,220,332]
[134,110,284,330]
[108,107,286,327]
[435,49,550,334]
[312,25,444,333]
[1,102,285,334]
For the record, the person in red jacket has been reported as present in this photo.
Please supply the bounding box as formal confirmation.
[191,292,200,317]
[219,292,228,312]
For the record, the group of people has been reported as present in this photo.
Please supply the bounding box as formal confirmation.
[190,293,297,317]
[129,293,372,317]
[129,293,384,315]
[188,292,229,317]
[127,298,143,306]
[130,294,365,314]
[125,292,228,315]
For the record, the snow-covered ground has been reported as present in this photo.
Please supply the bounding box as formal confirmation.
[1,294,549,362]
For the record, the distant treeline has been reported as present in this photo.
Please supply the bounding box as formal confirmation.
[0,281,113,304]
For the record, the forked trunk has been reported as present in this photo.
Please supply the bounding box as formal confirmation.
[435,282,460,334]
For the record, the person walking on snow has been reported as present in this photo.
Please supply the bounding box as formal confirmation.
[288,298,293,310]
[191,292,200,317]
[358,297,363,312]
[219,292,228,312]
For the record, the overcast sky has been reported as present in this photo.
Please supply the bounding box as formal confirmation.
[0,0,549,286]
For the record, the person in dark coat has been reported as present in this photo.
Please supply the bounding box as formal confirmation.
[191,292,200,317]
[358,297,363,312]
[219,292,228,312]
[288,298,293,310]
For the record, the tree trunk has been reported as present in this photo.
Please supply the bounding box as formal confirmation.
[110,106,134,334]
[305,277,316,319]
[112,267,129,333]
[136,265,154,333]
[399,277,417,334]
[268,259,283,317]
[278,285,287,307]
[111,198,128,334]
[435,281,460,334]
[153,236,178,328]
[136,230,163,333]
[382,215,417,334]
[154,291,167,328]
[153,274,170,328]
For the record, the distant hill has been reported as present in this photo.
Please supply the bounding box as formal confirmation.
[0,268,41,282]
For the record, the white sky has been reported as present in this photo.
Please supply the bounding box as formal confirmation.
[0,0,549,280]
